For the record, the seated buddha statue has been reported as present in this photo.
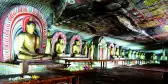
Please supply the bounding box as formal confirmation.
[110,46,114,59]
[15,19,51,60]
[89,41,95,59]
[81,41,88,56]
[55,36,64,57]
[72,39,80,57]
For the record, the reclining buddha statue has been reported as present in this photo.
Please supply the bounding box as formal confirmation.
[15,18,51,60]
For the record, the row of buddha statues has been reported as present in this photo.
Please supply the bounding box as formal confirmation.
[109,46,146,60]
[15,19,165,61]
[14,20,96,61]
[14,19,128,61]
[152,54,168,61]
[55,38,95,59]
[128,50,146,60]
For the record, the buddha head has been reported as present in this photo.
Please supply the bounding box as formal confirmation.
[26,21,36,34]
[58,36,63,44]
[75,39,80,46]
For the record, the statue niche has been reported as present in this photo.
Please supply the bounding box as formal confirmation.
[55,36,65,58]
[72,39,80,57]
[14,17,51,60]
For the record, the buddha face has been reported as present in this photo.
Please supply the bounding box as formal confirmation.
[59,38,63,44]
[26,22,36,34]
[75,40,80,45]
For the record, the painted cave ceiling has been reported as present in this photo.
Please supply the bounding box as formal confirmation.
[54,0,168,50]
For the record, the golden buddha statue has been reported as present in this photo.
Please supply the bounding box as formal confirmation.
[115,48,119,57]
[110,46,114,59]
[15,19,51,60]
[55,36,64,57]
[121,49,125,58]
[81,41,88,56]
[128,50,132,59]
[89,41,95,59]
[135,51,139,59]
[72,39,80,57]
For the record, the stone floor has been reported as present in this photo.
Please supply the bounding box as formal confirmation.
[80,67,163,84]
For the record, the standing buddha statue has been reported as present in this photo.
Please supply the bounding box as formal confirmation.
[128,50,132,59]
[89,41,95,59]
[81,41,88,56]
[115,48,119,58]
[121,49,125,58]
[110,46,114,59]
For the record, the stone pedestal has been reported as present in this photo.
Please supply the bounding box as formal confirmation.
[20,61,29,74]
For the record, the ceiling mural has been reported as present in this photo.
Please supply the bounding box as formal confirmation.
[54,0,168,50]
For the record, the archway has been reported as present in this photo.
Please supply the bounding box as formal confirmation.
[69,35,82,56]
[51,32,67,55]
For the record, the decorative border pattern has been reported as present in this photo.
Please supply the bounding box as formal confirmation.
[0,5,47,62]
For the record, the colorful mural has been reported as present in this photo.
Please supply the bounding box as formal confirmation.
[66,0,88,6]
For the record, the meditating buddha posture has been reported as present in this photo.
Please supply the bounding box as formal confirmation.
[81,41,88,56]
[72,40,80,57]
[89,41,95,59]
[15,20,51,60]
[110,46,114,59]
[55,37,64,57]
